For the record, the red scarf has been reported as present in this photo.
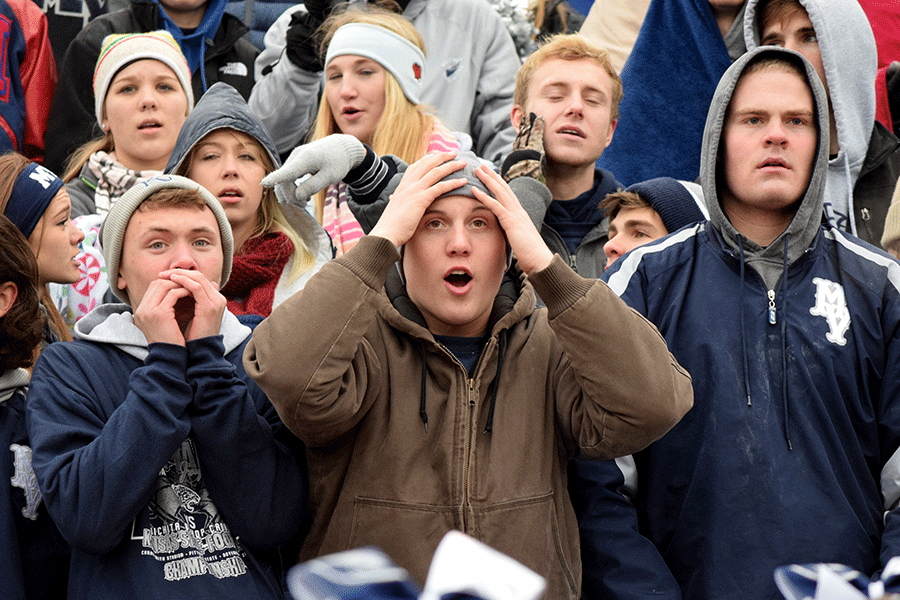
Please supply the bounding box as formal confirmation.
[221,232,293,317]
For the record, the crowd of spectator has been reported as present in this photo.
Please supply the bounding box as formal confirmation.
[2,1,900,599]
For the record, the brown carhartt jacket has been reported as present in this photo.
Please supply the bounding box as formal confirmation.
[244,235,692,599]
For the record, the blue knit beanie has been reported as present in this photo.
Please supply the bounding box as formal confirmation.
[625,177,706,233]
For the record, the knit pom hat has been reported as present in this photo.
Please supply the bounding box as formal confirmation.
[93,31,194,128]
[625,177,707,234]
[100,175,233,303]
[881,179,900,250]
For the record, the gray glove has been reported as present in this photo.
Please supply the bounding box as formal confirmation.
[262,134,367,206]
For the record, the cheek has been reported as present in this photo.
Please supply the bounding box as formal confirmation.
[325,85,340,110]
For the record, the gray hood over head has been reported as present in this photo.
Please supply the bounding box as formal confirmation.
[165,81,281,174]
[743,0,877,235]
[700,46,830,290]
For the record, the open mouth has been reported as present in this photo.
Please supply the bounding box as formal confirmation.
[444,269,472,289]
[558,127,585,138]
[343,107,361,117]
[217,188,244,203]
[138,120,161,130]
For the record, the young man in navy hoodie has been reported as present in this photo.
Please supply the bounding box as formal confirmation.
[26,175,304,599]
[603,46,900,600]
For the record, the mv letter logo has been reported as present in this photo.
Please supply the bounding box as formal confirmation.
[809,277,850,346]
[10,443,42,520]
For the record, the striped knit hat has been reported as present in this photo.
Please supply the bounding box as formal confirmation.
[93,31,194,128]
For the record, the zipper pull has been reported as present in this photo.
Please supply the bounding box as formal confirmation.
[767,289,777,325]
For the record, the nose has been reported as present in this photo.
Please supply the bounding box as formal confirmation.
[340,76,357,100]
[764,120,788,146]
[139,87,158,110]
[447,223,472,256]
[169,241,198,271]
[565,94,584,117]
[221,152,238,178]
[69,221,85,246]
[604,235,623,269]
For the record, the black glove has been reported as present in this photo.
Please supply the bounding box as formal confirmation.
[286,10,324,72]
[303,0,337,22]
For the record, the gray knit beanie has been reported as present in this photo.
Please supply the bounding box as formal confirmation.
[100,175,234,302]
[436,151,492,200]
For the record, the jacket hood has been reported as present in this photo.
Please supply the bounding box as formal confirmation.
[166,82,280,174]
[743,0,877,234]
[0,368,28,403]
[700,46,830,282]
[74,303,251,360]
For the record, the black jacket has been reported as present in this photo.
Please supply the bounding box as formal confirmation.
[853,121,900,249]
[44,0,258,176]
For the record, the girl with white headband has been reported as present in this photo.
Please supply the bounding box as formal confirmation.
[308,4,460,256]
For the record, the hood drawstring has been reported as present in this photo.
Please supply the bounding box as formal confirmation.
[738,234,794,449]
[739,235,752,407]
[781,234,792,450]
[417,332,507,435]
[419,344,428,432]
[483,332,506,434]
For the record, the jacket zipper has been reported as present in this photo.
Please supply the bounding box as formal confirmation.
[860,208,873,243]
[462,377,476,532]
[768,289,777,325]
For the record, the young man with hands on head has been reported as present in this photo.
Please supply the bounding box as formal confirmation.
[244,150,693,600]
[25,175,305,599]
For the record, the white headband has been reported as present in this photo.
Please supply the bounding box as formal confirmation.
[324,22,425,105]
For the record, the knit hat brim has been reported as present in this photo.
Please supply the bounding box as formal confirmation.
[94,31,194,128]
[100,175,233,303]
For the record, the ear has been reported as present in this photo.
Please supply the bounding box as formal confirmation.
[511,105,525,130]
[117,272,130,305]
[604,119,618,149]
[0,281,18,319]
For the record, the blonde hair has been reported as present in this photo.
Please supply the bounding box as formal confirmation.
[309,3,435,223]
[515,34,623,121]
[179,130,316,283]
[62,132,115,183]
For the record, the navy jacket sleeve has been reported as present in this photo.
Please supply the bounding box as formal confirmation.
[185,335,305,550]
[26,342,195,554]
[877,296,900,569]
[569,457,681,600]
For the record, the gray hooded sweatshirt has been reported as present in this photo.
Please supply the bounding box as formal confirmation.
[743,0,877,238]
[700,46,830,291]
